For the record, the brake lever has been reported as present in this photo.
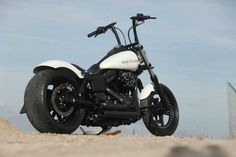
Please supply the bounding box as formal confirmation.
[93,26,105,37]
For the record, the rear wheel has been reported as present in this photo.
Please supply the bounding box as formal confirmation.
[25,70,85,134]
[142,84,179,136]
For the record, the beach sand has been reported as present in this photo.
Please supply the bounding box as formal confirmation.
[0,117,235,157]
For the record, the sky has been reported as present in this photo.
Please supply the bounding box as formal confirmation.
[0,0,236,138]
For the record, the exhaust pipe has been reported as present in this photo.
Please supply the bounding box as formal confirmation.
[101,111,139,119]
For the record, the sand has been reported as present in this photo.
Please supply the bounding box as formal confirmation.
[0,117,235,157]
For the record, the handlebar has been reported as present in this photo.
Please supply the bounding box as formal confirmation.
[130,13,156,21]
[87,22,117,38]
[87,13,156,45]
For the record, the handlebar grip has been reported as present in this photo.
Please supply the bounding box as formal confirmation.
[131,14,156,21]
[87,22,116,38]
[87,31,98,38]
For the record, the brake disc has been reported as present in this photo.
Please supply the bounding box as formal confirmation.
[51,84,74,117]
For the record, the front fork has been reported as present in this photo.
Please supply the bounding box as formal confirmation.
[150,74,168,108]
[138,49,168,108]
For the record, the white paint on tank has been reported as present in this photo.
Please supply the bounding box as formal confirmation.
[99,51,140,71]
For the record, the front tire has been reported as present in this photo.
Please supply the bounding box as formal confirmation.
[25,70,85,134]
[142,84,179,136]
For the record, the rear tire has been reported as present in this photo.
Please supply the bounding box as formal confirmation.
[25,70,85,134]
[142,84,179,136]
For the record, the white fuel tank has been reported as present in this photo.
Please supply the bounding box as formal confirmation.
[99,51,140,71]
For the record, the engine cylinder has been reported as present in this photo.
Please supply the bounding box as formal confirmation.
[118,72,136,91]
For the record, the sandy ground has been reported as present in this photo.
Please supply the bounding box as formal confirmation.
[0,118,235,157]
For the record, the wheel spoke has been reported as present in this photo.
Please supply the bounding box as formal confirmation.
[52,110,56,118]
[164,111,170,116]
[46,89,53,98]
[154,115,158,121]
[58,116,62,122]
[56,113,62,122]
[46,89,54,110]
[159,114,164,127]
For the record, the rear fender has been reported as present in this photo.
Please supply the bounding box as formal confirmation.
[20,60,85,114]
[33,60,85,79]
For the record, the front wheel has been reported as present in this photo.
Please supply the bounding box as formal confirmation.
[142,84,179,136]
[24,70,85,134]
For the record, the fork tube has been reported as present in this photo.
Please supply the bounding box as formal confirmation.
[138,50,169,107]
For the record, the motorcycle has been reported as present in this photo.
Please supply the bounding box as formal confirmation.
[20,13,179,136]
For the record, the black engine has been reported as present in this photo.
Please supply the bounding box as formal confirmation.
[82,70,138,126]
[117,71,137,93]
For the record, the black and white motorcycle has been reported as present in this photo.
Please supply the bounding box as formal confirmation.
[20,13,179,136]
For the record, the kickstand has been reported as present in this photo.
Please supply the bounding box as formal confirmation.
[97,126,112,135]
[79,127,86,135]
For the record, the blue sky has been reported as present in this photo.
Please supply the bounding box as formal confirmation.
[0,0,235,137]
